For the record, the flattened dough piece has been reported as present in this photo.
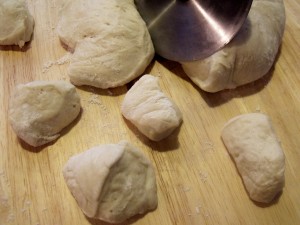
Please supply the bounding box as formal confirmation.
[121,75,182,141]
[181,0,285,92]
[9,81,81,147]
[57,0,154,89]
[63,140,158,223]
[0,0,34,47]
[221,113,285,203]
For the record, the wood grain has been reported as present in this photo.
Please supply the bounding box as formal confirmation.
[1,0,300,225]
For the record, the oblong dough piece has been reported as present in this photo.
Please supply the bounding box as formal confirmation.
[9,80,81,147]
[57,0,154,89]
[181,0,285,92]
[0,0,34,48]
[221,113,285,203]
[63,140,158,223]
[121,75,182,141]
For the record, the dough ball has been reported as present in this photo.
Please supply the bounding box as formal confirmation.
[0,0,34,48]
[121,75,182,141]
[57,0,154,89]
[221,113,285,203]
[63,140,157,223]
[9,80,81,147]
[181,0,285,92]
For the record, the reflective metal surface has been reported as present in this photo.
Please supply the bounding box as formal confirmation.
[134,0,253,61]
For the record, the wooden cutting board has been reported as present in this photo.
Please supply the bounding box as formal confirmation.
[1,0,299,224]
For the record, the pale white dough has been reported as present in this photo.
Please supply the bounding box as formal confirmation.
[0,0,34,48]
[221,113,285,203]
[9,81,81,147]
[181,0,285,92]
[121,75,182,141]
[57,0,154,89]
[63,140,157,223]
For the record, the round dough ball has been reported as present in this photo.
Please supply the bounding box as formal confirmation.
[63,140,158,223]
[181,0,285,92]
[57,0,154,89]
[9,80,81,147]
[0,0,34,48]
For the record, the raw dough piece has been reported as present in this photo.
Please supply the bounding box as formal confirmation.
[57,0,154,89]
[9,81,81,147]
[121,75,182,141]
[181,0,285,92]
[221,113,285,203]
[63,140,157,223]
[0,0,34,48]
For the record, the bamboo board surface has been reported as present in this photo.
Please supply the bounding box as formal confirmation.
[1,0,300,225]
